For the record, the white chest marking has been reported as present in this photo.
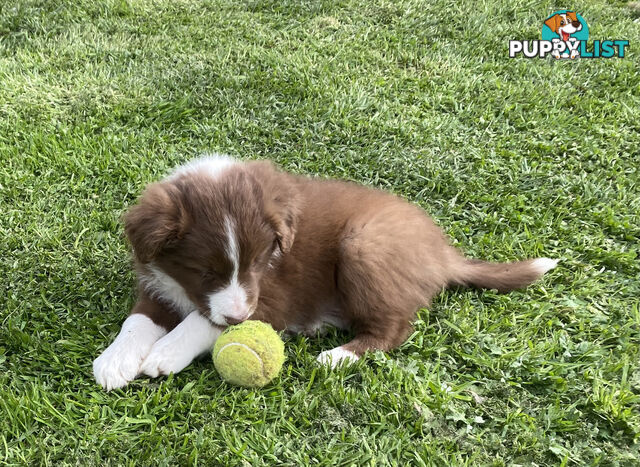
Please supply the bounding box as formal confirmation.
[139,263,196,317]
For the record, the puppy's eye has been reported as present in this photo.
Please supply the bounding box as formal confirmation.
[202,268,222,279]
[560,20,564,26]
[183,265,203,275]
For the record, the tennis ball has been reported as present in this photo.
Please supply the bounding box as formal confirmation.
[212,320,285,387]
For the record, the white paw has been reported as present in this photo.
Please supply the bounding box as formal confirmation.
[93,314,166,391]
[139,336,194,378]
[139,311,223,379]
[316,346,359,368]
[93,344,147,391]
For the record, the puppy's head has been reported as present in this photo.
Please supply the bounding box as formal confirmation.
[125,160,298,326]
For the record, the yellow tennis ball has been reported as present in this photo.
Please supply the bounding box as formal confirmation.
[212,320,285,387]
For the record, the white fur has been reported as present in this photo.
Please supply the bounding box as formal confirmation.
[207,217,251,326]
[304,321,329,335]
[140,311,222,378]
[139,262,196,318]
[168,154,236,180]
[208,282,249,326]
[286,323,325,336]
[531,257,558,275]
[93,314,166,390]
[225,216,239,279]
[316,346,359,368]
[267,247,282,269]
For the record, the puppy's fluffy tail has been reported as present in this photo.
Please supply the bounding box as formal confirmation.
[451,258,557,293]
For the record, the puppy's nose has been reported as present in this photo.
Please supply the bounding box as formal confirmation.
[224,316,246,325]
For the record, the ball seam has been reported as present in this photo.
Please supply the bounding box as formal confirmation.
[216,342,267,379]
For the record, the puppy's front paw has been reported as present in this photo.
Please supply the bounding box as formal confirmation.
[93,314,167,390]
[317,346,359,368]
[93,341,149,391]
[139,338,193,378]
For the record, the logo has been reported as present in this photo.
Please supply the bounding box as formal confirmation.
[509,10,629,59]
[542,10,589,58]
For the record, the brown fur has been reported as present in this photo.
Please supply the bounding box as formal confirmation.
[130,287,183,330]
[125,160,554,357]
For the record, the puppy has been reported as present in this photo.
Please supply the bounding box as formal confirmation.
[545,11,583,59]
[93,156,557,390]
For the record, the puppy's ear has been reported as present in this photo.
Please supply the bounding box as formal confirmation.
[247,160,300,254]
[267,201,298,253]
[544,14,561,33]
[124,182,188,262]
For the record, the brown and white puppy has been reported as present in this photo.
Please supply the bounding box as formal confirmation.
[545,11,583,59]
[93,155,557,390]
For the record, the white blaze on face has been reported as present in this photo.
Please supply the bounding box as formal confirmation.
[208,216,250,326]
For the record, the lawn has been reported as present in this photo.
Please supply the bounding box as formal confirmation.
[1,0,639,464]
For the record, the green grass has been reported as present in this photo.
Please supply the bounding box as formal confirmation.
[1,0,639,464]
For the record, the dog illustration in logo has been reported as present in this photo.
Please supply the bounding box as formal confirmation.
[545,11,583,59]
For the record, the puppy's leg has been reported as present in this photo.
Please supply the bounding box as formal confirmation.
[317,331,410,368]
[93,294,181,390]
[317,223,429,367]
[140,311,223,378]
